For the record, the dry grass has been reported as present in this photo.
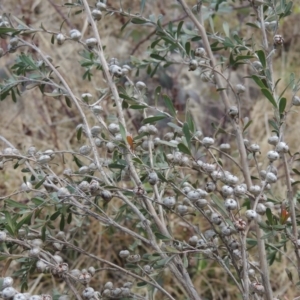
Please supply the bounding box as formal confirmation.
[1,0,300,299]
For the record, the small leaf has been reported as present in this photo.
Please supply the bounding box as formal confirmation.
[60,214,65,231]
[163,94,176,116]
[150,53,166,61]
[251,75,267,89]
[261,88,277,108]
[177,20,184,37]
[65,96,72,108]
[140,0,146,13]
[50,210,61,220]
[73,155,84,167]
[256,50,266,68]
[51,34,55,44]
[131,18,148,24]
[186,111,195,133]
[243,120,253,132]
[223,37,235,48]
[185,41,191,55]
[246,22,260,29]
[155,232,170,240]
[5,199,28,209]
[120,18,131,32]
[182,123,191,148]
[292,168,300,175]
[129,104,147,109]
[77,126,82,141]
[137,281,148,287]
[35,176,47,189]
[178,143,192,156]
[279,97,286,114]
[142,115,166,124]
[266,208,273,225]
[118,122,126,142]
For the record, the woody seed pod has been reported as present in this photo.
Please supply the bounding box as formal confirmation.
[79,145,91,156]
[292,96,300,106]
[70,29,81,41]
[38,155,51,164]
[273,34,284,46]
[202,137,214,147]
[119,250,130,258]
[195,47,206,57]
[3,277,14,288]
[188,59,198,71]
[276,141,289,153]
[245,209,257,220]
[2,287,17,299]
[163,196,176,208]
[224,198,237,210]
[56,33,65,45]
[148,171,158,185]
[101,190,112,201]
[85,38,97,48]
[267,150,279,162]
[268,135,279,145]
[236,84,246,94]
[91,9,102,21]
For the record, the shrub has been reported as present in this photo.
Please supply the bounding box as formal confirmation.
[0,0,299,299]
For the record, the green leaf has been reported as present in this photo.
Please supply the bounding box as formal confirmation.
[0,27,18,34]
[31,197,45,206]
[77,126,82,141]
[246,22,260,29]
[142,115,166,124]
[185,41,191,55]
[65,96,72,108]
[137,281,148,287]
[256,50,266,68]
[251,75,267,89]
[67,212,72,224]
[11,88,17,103]
[243,120,253,132]
[178,143,192,156]
[163,94,176,116]
[118,122,126,142]
[50,210,61,220]
[60,214,65,231]
[150,53,166,61]
[41,226,46,241]
[140,0,146,13]
[182,123,191,148]
[223,37,235,48]
[154,85,161,107]
[131,18,148,24]
[119,93,132,101]
[279,97,286,114]
[120,18,131,32]
[5,199,28,209]
[177,20,184,38]
[154,232,170,240]
[157,140,178,147]
[186,111,195,133]
[129,104,147,109]
[261,88,277,108]
[266,208,273,225]
[292,168,300,176]
[73,155,84,167]
[35,176,47,189]
[51,34,55,44]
